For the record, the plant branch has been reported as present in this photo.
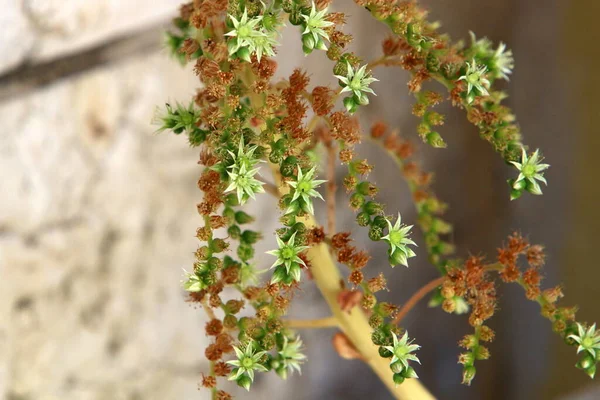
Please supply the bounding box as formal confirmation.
[394,276,447,325]
[326,138,337,235]
[285,316,339,329]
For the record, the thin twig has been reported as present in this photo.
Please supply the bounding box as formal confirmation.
[264,181,279,197]
[393,276,447,325]
[393,263,505,325]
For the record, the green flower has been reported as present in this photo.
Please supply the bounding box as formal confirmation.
[225,9,272,62]
[301,2,334,53]
[227,340,269,390]
[253,29,279,61]
[383,331,421,374]
[226,164,265,205]
[224,138,265,205]
[266,232,309,283]
[267,232,309,271]
[335,62,379,113]
[458,60,490,104]
[276,336,307,379]
[510,148,549,197]
[239,262,265,287]
[287,166,326,215]
[153,102,200,134]
[492,42,514,81]
[181,269,205,292]
[381,213,417,267]
[568,323,600,358]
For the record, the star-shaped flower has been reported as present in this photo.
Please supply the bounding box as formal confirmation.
[266,232,309,272]
[458,60,490,104]
[301,2,334,51]
[276,336,307,380]
[287,166,326,215]
[510,148,550,196]
[227,340,269,389]
[153,102,200,135]
[336,62,378,101]
[381,213,417,267]
[225,9,266,58]
[568,323,600,358]
[383,331,421,374]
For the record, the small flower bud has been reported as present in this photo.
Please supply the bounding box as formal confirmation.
[393,373,405,385]
[462,365,476,386]
[235,211,254,224]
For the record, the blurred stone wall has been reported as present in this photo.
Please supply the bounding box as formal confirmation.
[1,1,599,400]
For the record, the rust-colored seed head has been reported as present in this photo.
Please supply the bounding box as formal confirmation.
[201,374,217,388]
[205,318,223,336]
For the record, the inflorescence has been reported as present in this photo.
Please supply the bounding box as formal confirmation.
[155,0,595,398]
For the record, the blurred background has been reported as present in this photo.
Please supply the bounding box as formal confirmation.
[0,0,599,399]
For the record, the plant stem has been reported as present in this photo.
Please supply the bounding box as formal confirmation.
[285,316,339,329]
[326,138,337,235]
[270,163,434,399]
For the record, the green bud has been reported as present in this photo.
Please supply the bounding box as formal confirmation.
[378,345,393,358]
[236,46,252,63]
[241,230,261,245]
[223,207,236,221]
[390,360,405,374]
[393,373,406,385]
[364,201,384,215]
[371,329,388,346]
[206,257,222,270]
[343,96,358,114]
[577,353,595,370]
[349,192,366,209]
[372,215,388,229]
[356,212,371,227]
[237,243,255,261]
[462,365,476,386]
[369,225,383,241]
[402,366,419,379]
[237,374,253,391]
[280,156,298,178]
[425,131,447,148]
[302,33,316,50]
[235,211,255,224]
[356,181,377,196]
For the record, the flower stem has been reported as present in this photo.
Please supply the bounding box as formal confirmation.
[285,316,339,329]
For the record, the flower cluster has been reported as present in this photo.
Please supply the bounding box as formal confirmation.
[153,0,597,397]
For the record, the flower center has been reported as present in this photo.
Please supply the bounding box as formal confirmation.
[349,77,362,91]
[238,25,252,38]
[389,230,404,245]
[297,180,311,193]
[582,337,594,349]
[467,73,480,85]
[241,356,254,369]
[281,247,295,260]
[522,164,536,177]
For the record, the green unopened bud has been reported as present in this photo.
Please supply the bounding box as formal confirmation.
[228,225,241,239]
[462,365,476,386]
[364,201,384,215]
[302,34,316,50]
[343,96,358,113]
[577,353,595,370]
[393,373,405,385]
[237,243,255,261]
[390,360,405,374]
[236,46,252,63]
[402,366,419,379]
[378,345,393,358]
[356,212,371,227]
[426,131,447,148]
[357,181,378,196]
[211,238,229,253]
[235,211,254,224]
[237,374,253,391]
[241,230,261,245]
[349,192,365,209]
[369,225,383,241]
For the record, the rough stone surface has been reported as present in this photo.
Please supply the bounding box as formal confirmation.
[0,54,212,400]
[0,0,179,74]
